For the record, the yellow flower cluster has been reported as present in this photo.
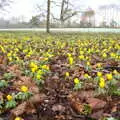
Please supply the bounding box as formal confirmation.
[30,62,38,72]
[36,70,43,79]
[42,65,49,70]
[99,77,105,88]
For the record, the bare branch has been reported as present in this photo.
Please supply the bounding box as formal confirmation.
[63,11,77,21]
[0,0,12,10]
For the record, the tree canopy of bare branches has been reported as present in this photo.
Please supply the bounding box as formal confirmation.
[0,0,11,11]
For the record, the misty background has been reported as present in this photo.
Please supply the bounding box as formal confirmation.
[0,0,120,28]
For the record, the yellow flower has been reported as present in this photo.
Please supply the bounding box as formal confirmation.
[42,65,49,70]
[86,56,89,60]
[106,73,113,80]
[23,49,28,53]
[80,51,84,55]
[97,63,102,68]
[7,95,13,101]
[26,50,33,57]
[79,55,84,60]
[27,50,33,56]
[110,53,115,58]
[99,78,105,88]
[103,53,107,58]
[46,53,53,58]
[0,46,5,53]
[7,52,12,57]
[74,78,80,84]
[29,62,36,68]
[37,70,43,75]
[113,70,118,75]
[44,57,48,61]
[97,72,102,77]
[65,72,69,77]
[88,49,91,54]
[31,67,38,72]
[67,53,72,57]
[84,73,90,79]
[15,117,22,120]
[30,62,38,72]
[8,57,12,61]
[84,48,87,51]
[100,77,105,82]
[87,61,90,66]
[13,53,16,57]
[36,74,41,79]
[21,86,28,92]
[15,48,19,52]
[68,57,73,65]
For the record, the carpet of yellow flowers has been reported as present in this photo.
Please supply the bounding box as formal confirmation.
[0,32,120,120]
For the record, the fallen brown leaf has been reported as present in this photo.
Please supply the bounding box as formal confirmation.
[87,98,106,110]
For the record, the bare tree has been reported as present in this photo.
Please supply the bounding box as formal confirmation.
[49,0,78,27]
[60,0,77,27]
[47,0,51,33]
[36,0,80,28]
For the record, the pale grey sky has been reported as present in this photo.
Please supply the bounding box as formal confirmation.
[0,0,120,22]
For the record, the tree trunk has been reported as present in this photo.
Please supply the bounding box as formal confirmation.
[46,0,50,33]
[60,0,65,27]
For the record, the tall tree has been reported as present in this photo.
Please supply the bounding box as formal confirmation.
[47,0,50,33]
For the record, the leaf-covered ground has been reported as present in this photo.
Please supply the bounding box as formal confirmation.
[0,32,120,120]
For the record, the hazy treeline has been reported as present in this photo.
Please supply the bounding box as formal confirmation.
[0,0,120,29]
